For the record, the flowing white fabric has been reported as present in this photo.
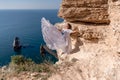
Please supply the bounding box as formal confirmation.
[41,17,66,51]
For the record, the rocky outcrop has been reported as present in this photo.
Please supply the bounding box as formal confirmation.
[49,0,120,80]
[58,0,110,24]
[49,44,120,80]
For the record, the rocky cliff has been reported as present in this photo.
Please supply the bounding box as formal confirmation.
[58,0,110,24]
[49,0,120,80]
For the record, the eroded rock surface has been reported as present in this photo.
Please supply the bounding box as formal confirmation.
[58,0,110,24]
[48,0,120,80]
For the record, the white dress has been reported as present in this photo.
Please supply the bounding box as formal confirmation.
[62,29,73,54]
[41,17,72,54]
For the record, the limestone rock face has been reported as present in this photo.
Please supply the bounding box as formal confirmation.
[48,1,120,80]
[58,0,110,24]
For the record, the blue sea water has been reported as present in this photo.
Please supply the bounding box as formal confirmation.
[0,9,63,66]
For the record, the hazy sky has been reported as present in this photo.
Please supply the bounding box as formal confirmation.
[0,0,62,9]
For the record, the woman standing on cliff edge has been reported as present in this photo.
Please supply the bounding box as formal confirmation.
[41,17,79,58]
[61,23,73,54]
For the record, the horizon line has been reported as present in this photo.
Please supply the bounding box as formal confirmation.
[0,9,59,10]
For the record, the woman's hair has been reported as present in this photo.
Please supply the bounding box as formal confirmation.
[67,23,72,29]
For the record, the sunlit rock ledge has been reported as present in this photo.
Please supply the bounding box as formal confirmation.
[58,0,110,24]
[49,0,120,80]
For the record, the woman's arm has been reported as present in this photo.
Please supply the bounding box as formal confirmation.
[70,31,80,39]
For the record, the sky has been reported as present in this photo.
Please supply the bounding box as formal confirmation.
[0,0,62,9]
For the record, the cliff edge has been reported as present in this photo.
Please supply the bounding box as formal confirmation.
[49,0,120,80]
[58,0,110,24]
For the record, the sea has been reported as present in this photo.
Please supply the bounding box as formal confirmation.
[0,9,63,66]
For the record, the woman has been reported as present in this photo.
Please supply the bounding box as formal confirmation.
[62,23,73,54]
[41,18,78,55]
